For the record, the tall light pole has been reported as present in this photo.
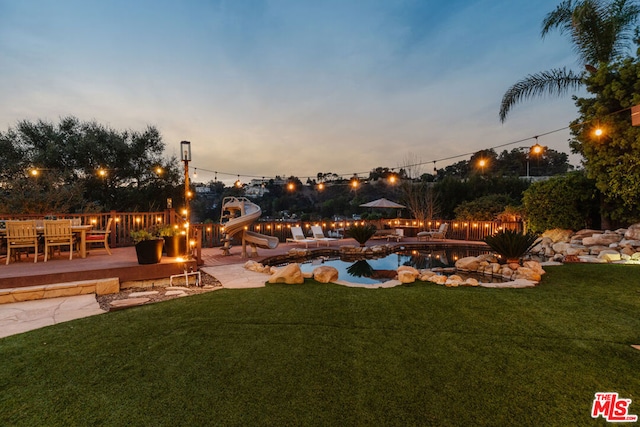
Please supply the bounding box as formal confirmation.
[180,141,192,221]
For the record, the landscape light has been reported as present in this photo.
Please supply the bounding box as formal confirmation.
[30,169,39,177]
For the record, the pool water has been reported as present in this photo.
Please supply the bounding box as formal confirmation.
[299,246,491,285]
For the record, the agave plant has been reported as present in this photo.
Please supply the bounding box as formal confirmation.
[483,229,539,263]
[345,224,377,247]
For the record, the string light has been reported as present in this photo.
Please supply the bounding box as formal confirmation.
[190,109,633,183]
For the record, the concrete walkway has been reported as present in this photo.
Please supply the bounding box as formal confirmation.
[0,264,263,339]
[0,294,105,339]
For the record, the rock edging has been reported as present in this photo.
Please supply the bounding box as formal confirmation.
[531,224,640,263]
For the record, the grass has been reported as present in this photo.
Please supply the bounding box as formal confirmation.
[0,264,639,426]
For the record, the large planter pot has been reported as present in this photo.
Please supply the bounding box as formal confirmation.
[135,239,164,264]
[163,235,187,257]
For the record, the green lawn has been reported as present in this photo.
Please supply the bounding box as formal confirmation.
[1,264,639,426]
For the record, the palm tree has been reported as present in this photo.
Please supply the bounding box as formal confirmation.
[499,0,640,122]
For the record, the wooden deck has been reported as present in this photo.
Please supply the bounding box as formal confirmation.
[0,247,197,290]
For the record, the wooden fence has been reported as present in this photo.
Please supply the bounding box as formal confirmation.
[0,211,523,249]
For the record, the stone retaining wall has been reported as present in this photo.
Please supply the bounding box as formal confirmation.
[531,223,640,263]
[0,278,119,304]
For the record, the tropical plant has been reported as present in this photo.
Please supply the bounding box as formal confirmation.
[483,229,540,262]
[499,0,640,122]
[345,224,377,247]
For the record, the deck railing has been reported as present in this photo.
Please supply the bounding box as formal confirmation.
[1,212,523,249]
[195,219,523,247]
[0,210,185,248]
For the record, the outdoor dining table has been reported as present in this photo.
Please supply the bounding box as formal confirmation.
[1,224,94,259]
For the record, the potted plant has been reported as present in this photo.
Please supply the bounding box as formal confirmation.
[130,229,164,264]
[345,224,377,247]
[158,224,187,257]
[483,229,539,264]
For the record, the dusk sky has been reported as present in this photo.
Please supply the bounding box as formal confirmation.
[1,0,583,184]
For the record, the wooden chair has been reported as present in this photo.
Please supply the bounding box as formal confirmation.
[5,220,39,264]
[43,219,75,262]
[85,218,113,255]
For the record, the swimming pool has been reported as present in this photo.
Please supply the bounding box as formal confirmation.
[297,246,492,285]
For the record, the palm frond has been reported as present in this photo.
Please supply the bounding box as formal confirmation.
[541,0,575,37]
[499,68,584,122]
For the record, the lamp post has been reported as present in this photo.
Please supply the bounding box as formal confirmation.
[180,141,192,221]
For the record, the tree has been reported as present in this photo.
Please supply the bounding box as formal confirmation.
[0,117,182,213]
[500,0,640,122]
[523,171,600,232]
[454,194,519,221]
[569,48,640,224]
[397,154,441,224]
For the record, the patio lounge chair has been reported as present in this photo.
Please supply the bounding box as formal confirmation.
[5,220,39,264]
[371,228,403,241]
[417,223,449,241]
[310,225,339,246]
[286,226,318,248]
[85,218,113,255]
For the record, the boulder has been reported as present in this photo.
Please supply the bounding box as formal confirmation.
[588,245,610,255]
[566,245,587,256]
[514,267,541,282]
[244,260,265,272]
[522,260,545,276]
[573,229,600,238]
[455,256,481,271]
[597,250,621,262]
[463,278,479,287]
[445,277,461,287]
[268,263,305,284]
[620,246,636,257]
[552,242,571,254]
[624,223,640,240]
[582,233,622,246]
[419,271,437,281]
[398,270,417,283]
[542,229,573,243]
[397,266,420,276]
[312,266,339,283]
[500,266,514,279]
[428,275,448,285]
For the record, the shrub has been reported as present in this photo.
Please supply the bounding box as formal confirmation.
[483,229,539,262]
[345,224,377,247]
